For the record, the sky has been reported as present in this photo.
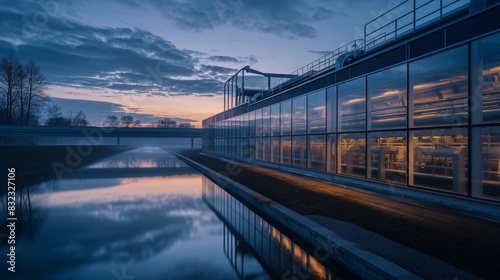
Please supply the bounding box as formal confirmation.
[0,0,394,127]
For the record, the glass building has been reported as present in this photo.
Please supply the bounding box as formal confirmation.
[203,1,500,203]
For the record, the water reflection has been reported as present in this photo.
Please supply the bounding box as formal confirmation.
[1,148,244,280]
[0,147,345,280]
[87,147,188,168]
[202,177,344,280]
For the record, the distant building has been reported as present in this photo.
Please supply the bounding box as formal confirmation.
[202,1,500,204]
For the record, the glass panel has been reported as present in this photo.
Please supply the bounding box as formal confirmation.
[249,137,255,159]
[472,126,500,201]
[368,64,407,130]
[327,134,337,173]
[308,90,326,134]
[472,32,500,124]
[234,115,243,138]
[255,137,263,160]
[338,77,366,132]
[249,110,256,138]
[271,104,281,136]
[271,137,280,163]
[308,135,326,171]
[368,131,407,184]
[242,137,252,158]
[292,136,307,168]
[410,128,468,194]
[263,137,271,161]
[263,107,271,137]
[339,133,366,177]
[410,46,469,127]
[255,109,263,137]
[327,86,337,133]
[241,113,248,138]
[281,136,292,165]
[281,100,292,136]
[292,96,307,135]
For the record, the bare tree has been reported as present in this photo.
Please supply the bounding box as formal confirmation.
[45,103,71,126]
[155,118,177,128]
[178,122,194,128]
[120,115,134,127]
[132,119,141,127]
[16,62,26,124]
[103,115,120,127]
[24,60,47,125]
[71,111,89,126]
[0,53,21,123]
[0,55,47,124]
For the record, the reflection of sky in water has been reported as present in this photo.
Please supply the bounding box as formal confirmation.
[86,147,188,168]
[3,148,244,280]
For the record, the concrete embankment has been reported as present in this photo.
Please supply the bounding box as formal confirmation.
[174,149,500,279]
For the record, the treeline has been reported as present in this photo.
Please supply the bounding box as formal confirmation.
[0,53,47,125]
[103,115,193,128]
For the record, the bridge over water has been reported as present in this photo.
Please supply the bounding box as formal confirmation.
[0,125,202,148]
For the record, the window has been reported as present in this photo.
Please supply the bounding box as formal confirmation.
[281,136,292,165]
[292,96,307,135]
[338,78,366,132]
[280,100,292,136]
[255,137,263,160]
[271,137,280,163]
[338,133,366,177]
[472,32,500,124]
[471,126,500,201]
[263,137,271,161]
[409,128,468,194]
[368,64,407,130]
[410,46,469,127]
[255,109,263,137]
[271,104,281,136]
[308,90,326,134]
[327,134,337,173]
[326,86,337,133]
[368,131,407,183]
[292,136,307,168]
[308,135,326,171]
[263,107,271,137]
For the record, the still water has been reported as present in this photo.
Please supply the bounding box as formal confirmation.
[1,147,340,280]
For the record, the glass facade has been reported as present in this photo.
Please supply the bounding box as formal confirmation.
[409,46,469,127]
[368,65,407,130]
[204,31,500,202]
[338,77,366,132]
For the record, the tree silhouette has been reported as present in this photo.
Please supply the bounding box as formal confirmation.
[120,115,134,127]
[103,115,120,127]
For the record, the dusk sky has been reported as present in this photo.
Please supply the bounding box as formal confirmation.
[0,0,392,127]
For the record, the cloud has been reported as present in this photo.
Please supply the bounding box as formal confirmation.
[122,0,341,39]
[0,3,242,98]
[308,49,332,55]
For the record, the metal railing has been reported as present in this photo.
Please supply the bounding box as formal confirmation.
[364,0,470,50]
[268,39,365,92]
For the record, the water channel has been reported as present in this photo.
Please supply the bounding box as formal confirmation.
[0,147,346,280]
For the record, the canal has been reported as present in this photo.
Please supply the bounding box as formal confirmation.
[1,147,348,280]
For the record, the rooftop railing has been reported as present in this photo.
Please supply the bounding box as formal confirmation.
[224,0,472,109]
[364,0,470,50]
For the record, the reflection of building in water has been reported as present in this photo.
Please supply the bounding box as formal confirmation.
[202,177,340,280]
[202,2,500,204]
